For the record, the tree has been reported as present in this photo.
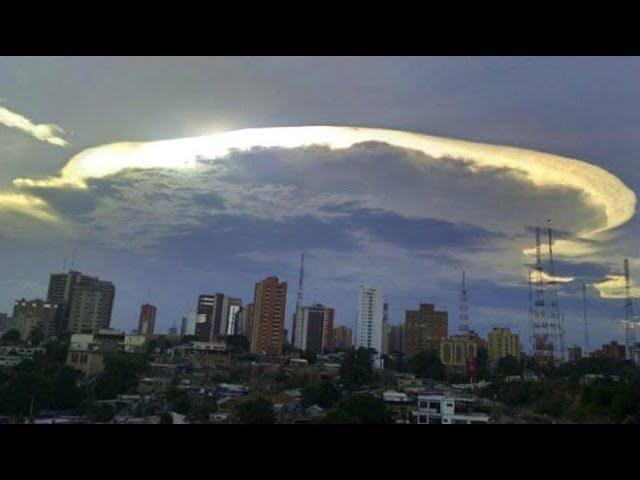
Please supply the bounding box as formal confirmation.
[227,335,250,354]
[302,377,341,409]
[236,397,275,424]
[1,329,20,345]
[318,394,392,424]
[340,347,374,389]
[407,349,445,380]
[95,353,149,400]
[496,355,522,377]
[165,385,193,415]
[301,349,317,365]
[89,403,115,423]
[28,323,45,346]
[160,411,173,424]
[188,397,218,423]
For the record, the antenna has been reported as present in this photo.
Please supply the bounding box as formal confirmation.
[583,282,589,356]
[546,222,564,361]
[532,226,553,363]
[624,259,635,359]
[291,253,304,345]
[459,270,469,332]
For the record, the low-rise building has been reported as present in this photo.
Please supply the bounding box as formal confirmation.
[487,327,521,365]
[66,348,105,376]
[412,394,490,424]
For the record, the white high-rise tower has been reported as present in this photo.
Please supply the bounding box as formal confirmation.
[356,285,384,358]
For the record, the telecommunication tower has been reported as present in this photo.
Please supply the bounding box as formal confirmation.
[459,271,469,332]
[624,258,635,359]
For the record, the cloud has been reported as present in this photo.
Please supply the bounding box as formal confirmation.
[0,103,69,147]
[592,274,640,299]
[12,126,635,241]
[0,192,59,223]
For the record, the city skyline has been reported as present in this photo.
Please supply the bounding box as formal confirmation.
[1,57,640,349]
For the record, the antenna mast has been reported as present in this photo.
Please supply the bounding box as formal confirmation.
[582,283,589,356]
[459,271,469,332]
[532,227,553,363]
[624,258,635,360]
[546,223,564,361]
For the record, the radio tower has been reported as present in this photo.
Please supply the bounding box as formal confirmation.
[291,253,305,345]
[459,271,469,332]
[528,267,534,355]
[624,258,635,360]
[582,282,589,357]
[546,224,565,361]
[532,227,553,363]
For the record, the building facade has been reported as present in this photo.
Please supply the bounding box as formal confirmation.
[67,275,115,333]
[195,293,242,342]
[568,345,583,362]
[440,332,479,368]
[333,326,353,350]
[250,276,287,356]
[293,304,335,354]
[356,285,384,354]
[389,324,404,354]
[602,341,626,360]
[403,303,448,359]
[138,303,157,336]
[487,327,521,365]
[13,299,62,340]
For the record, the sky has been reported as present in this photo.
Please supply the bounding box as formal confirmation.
[1,56,639,351]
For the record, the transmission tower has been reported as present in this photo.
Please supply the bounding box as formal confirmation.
[582,283,589,356]
[624,258,635,359]
[291,253,305,345]
[532,227,553,363]
[546,224,565,361]
[459,271,469,332]
[528,267,534,355]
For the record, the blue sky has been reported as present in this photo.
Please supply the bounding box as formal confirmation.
[1,56,639,350]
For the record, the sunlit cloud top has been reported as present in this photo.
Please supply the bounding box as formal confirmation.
[12,126,636,240]
[0,103,69,147]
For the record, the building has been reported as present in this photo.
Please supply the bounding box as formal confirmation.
[0,312,8,332]
[356,285,384,355]
[250,276,287,356]
[440,332,479,369]
[389,324,404,354]
[180,312,197,337]
[602,341,626,360]
[66,349,105,376]
[487,327,521,366]
[293,304,334,354]
[12,298,63,340]
[47,270,84,329]
[67,275,115,333]
[195,293,242,342]
[568,345,582,362]
[138,303,157,336]
[333,326,352,350]
[243,303,254,340]
[412,394,490,424]
[403,303,448,359]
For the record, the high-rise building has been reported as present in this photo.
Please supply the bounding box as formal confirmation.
[46,270,84,330]
[333,325,353,350]
[195,293,242,341]
[250,276,287,356]
[440,332,480,368]
[293,304,334,354]
[389,324,404,354]
[13,298,63,340]
[487,327,521,365]
[356,285,384,354]
[403,303,448,359]
[567,344,582,362]
[180,312,197,337]
[382,302,390,355]
[67,275,115,333]
[243,303,254,339]
[138,303,157,336]
[0,312,8,332]
[602,341,626,360]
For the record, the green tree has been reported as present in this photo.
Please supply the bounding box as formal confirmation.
[165,385,193,415]
[496,355,522,377]
[94,353,149,400]
[318,394,392,424]
[302,377,341,409]
[407,349,445,380]
[160,411,173,424]
[1,329,20,345]
[188,397,218,423]
[340,347,374,389]
[236,397,275,424]
[28,323,45,346]
[89,403,115,423]
[301,349,317,365]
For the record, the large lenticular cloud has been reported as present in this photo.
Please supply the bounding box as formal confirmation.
[12,126,637,238]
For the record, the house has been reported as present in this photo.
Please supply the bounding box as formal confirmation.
[412,394,490,424]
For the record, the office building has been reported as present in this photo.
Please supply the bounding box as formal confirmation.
[333,326,353,350]
[195,293,242,341]
[13,298,63,340]
[602,341,626,360]
[293,303,334,354]
[568,345,582,362]
[440,332,479,368]
[250,276,287,356]
[382,302,390,355]
[389,324,404,354]
[356,285,384,354]
[403,303,448,359]
[67,275,115,333]
[138,303,157,336]
[180,312,197,337]
[487,327,521,365]
[243,303,254,339]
